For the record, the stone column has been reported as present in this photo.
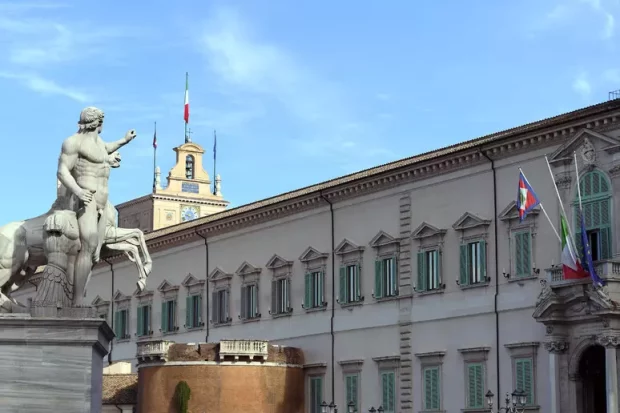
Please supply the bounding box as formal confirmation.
[545,340,569,413]
[608,164,620,258]
[597,335,620,413]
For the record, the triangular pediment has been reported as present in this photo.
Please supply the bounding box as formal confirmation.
[452,212,491,231]
[113,290,131,301]
[499,201,540,222]
[266,254,293,269]
[411,222,446,240]
[91,295,109,306]
[369,231,399,248]
[549,129,620,165]
[182,273,205,287]
[335,238,365,255]
[133,287,154,297]
[235,261,262,276]
[299,246,329,263]
[157,279,179,293]
[209,267,233,280]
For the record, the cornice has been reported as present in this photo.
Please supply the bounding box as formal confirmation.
[101,105,620,265]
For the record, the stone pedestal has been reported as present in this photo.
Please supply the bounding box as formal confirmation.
[0,306,114,413]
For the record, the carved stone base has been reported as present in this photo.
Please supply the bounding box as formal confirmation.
[0,309,113,413]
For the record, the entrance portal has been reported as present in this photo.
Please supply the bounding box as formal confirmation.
[579,345,606,413]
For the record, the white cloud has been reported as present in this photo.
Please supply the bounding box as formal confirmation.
[0,72,91,102]
[572,73,592,97]
[540,0,616,39]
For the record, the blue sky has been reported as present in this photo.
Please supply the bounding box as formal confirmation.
[1,0,619,223]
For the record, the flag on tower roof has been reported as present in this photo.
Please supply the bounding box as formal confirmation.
[184,73,189,124]
[516,171,540,222]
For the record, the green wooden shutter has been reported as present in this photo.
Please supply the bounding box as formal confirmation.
[459,244,469,285]
[252,284,259,317]
[271,280,278,314]
[355,264,361,301]
[285,278,290,310]
[161,301,168,333]
[305,273,312,308]
[375,259,384,299]
[391,256,398,295]
[186,296,192,328]
[137,306,143,336]
[310,376,322,413]
[319,272,324,304]
[211,292,219,323]
[240,286,247,319]
[417,251,426,292]
[380,371,395,412]
[467,363,484,408]
[424,367,440,410]
[197,295,202,324]
[339,266,347,303]
[516,358,534,405]
[114,311,120,338]
[515,232,531,277]
[480,240,487,281]
[345,374,358,409]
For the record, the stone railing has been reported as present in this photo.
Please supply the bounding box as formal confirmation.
[136,340,173,364]
[547,258,620,284]
[219,339,268,361]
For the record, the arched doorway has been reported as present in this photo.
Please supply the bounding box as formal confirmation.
[579,345,606,413]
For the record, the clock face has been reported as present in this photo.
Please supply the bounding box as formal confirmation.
[181,206,199,222]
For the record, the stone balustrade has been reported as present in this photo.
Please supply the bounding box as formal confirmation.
[547,258,620,284]
[219,339,268,361]
[136,340,173,364]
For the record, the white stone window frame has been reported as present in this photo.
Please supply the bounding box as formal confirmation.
[133,288,154,339]
[209,267,233,327]
[453,212,492,291]
[182,273,206,331]
[504,341,540,409]
[112,290,132,342]
[236,261,262,323]
[412,222,447,296]
[369,230,401,302]
[373,356,400,413]
[91,295,110,322]
[458,347,491,413]
[499,201,540,283]
[339,359,364,411]
[414,351,445,413]
[335,238,366,308]
[266,254,294,318]
[299,246,329,312]
[157,280,180,335]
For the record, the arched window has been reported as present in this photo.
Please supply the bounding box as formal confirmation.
[185,155,195,179]
[574,170,612,260]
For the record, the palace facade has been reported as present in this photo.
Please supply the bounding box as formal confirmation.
[15,99,620,413]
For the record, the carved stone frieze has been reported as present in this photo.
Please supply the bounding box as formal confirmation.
[609,163,620,178]
[596,335,620,348]
[554,172,572,189]
[544,340,569,354]
[580,137,596,167]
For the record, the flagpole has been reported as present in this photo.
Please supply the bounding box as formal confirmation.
[184,72,189,143]
[544,155,577,246]
[519,167,561,242]
[153,121,157,193]
[573,152,583,210]
[213,130,217,195]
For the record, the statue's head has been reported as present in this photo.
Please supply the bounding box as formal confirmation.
[77,106,104,133]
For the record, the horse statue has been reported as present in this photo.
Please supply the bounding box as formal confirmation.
[0,152,152,311]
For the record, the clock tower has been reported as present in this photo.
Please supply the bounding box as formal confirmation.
[116,141,229,232]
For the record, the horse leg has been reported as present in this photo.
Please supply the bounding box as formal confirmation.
[105,242,147,292]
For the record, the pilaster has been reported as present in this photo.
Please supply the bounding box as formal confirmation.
[398,193,413,413]
[544,338,569,413]
[596,334,620,413]
[608,164,620,258]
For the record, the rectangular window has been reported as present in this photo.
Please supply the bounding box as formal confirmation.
[374,257,398,299]
[211,289,230,324]
[381,371,396,413]
[161,300,176,333]
[304,271,325,309]
[185,294,202,329]
[339,264,361,304]
[241,284,259,319]
[587,229,601,261]
[466,363,485,409]
[136,304,151,337]
[417,250,440,292]
[515,357,534,405]
[459,240,487,286]
[114,309,129,340]
[514,231,532,277]
[309,376,323,413]
[345,373,359,412]
[423,366,441,411]
[271,278,291,315]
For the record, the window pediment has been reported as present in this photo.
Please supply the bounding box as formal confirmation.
[499,201,540,222]
[209,267,233,281]
[157,280,179,293]
[182,273,205,287]
[452,212,491,231]
[236,261,262,277]
[299,246,329,263]
[549,128,620,166]
[113,290,131,302]
[411,222,446,240]
[134,288,154,298]
[335,238,365,255]
[266,254,293,270]
[369,230,399,248]
[91,295,110,306]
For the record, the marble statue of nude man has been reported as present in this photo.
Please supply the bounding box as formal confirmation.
[56,107,137,305]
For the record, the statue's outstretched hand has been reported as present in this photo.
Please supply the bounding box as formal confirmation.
[124,129,137,143]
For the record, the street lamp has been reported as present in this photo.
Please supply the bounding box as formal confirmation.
[368,407,383,413]
[347,401,356,413]
[485,389,527,413]
[320,401,338,413]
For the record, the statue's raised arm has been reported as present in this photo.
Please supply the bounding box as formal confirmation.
[105,129,137,154]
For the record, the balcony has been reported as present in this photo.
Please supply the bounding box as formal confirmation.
[219,339,268,361]
[546,258,620,285]
[136,340,173,364]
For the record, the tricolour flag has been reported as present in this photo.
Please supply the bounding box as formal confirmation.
[580,212,606,287]
[517,171,541,222]
[560,214,587,280]
[184,73,189,124]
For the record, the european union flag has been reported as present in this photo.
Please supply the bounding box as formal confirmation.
[580,212,606,287]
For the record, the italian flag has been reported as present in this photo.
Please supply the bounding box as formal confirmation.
[561,214,587,279]
[184,73,189,124]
